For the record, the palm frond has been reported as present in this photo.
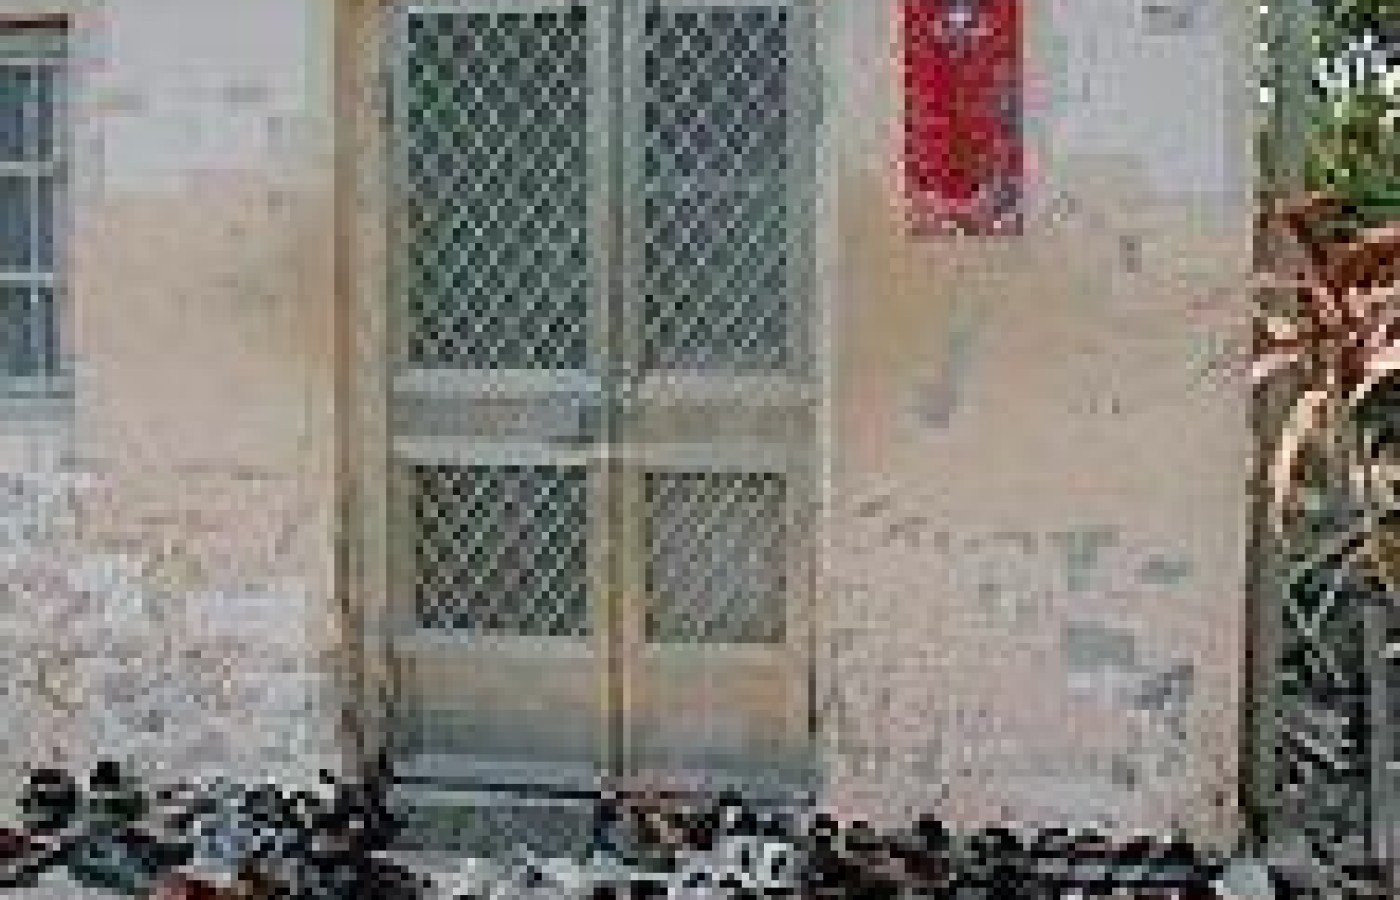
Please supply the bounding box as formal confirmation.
[1251,191,1400,533]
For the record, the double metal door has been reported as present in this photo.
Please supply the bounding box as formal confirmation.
[383,0,820,802]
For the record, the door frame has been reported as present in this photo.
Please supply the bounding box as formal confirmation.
[340,0,838,811]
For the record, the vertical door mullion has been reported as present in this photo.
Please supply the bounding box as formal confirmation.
[386,5,413,381]
[619,0,818,797]
[788,1,815,382]
[384,7,413,767]
[45,52,65,380]
[388,461,422,757]
[588,0,627,785]
[609,0,640,784]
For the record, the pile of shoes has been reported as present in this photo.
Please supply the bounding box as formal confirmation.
[664,794,803,897]
[0,758,431,899]
[789,814,1230,899]
[166,765,426,899]
[580,789,806,897]
[2,762,192,896]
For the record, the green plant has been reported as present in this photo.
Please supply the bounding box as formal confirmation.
[1251,191,1400,535]
[1308,1,1399,226]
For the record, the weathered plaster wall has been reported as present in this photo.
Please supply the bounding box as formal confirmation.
[0,0,343,808]
[0,0,1257,851]
[818,0,1254,849]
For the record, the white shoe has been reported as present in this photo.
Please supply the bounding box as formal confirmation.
[1214,858,1276,900]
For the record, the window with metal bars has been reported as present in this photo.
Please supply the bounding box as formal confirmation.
[0,21,64,386]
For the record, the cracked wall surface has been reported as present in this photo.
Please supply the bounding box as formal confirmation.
[818,0,1253,849]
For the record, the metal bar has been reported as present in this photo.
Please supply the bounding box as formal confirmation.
[0,271,54,284]
[0,58,61,68]
[632,372,817,406]
[397,630,597,659]
[405,0,577,13]
[26,69,41,375]
[394,367,603,398]
[605,0,627,787]
[0,161,58,176]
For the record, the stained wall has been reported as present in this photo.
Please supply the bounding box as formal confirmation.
[0,0,345,808]
[0,0,1257,851]
[818,0,1254,849]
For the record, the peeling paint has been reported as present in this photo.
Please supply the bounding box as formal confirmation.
[1062,620,1140,672]
[1130,661,1195,711]
[1136,553,1195,586]
[1048,526,1120,593]
[990,529,1037,554]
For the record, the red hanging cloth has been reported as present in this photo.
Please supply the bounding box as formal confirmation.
[902,0,1023,235]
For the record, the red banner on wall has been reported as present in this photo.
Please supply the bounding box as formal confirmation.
[902,0,1023,236]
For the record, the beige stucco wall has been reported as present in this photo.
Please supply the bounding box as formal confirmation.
[818,0,1254,849]
[0,0,345,802]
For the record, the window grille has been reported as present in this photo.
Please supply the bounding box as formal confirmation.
[644,470,788,644]
[399,10,592,371]
[639,6,794,372]
[412,463,591,637]
[0,22,64,383]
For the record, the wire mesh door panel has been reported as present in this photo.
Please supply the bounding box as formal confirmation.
[386,0,616,788]
[615,452,818,797]
[613,0,820,799]
[382,0,821,799]
[620,0,819,388]
[392,1,609,375]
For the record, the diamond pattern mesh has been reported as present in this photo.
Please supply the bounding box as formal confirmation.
[645,471,787,644]
[394,4,812,646]
[399,9,592,370]
[413,464,591,637]
[639,7,796,373]
[390,3,815,801]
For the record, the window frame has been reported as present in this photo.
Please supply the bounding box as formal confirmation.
[375,0,826,798]
[0,16,71,402]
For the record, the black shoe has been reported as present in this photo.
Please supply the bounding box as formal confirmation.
[18,767,80,835]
